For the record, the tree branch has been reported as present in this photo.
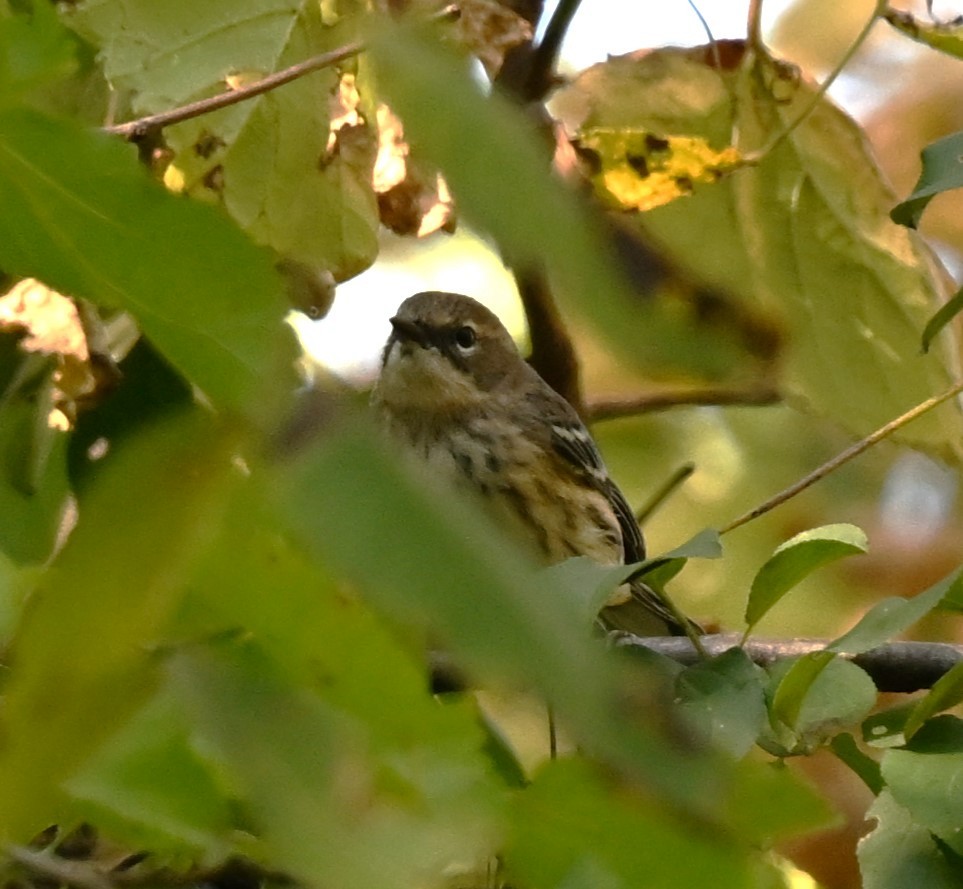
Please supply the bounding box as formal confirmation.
[523,0,582,100]
[103,6,459,141]
[616,634,963,693]
[585,382,780,422]
[103,43,363,141]
[431,636,963,694]
[516,269,584,412]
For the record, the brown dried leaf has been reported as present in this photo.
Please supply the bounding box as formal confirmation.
[373,105,455,237]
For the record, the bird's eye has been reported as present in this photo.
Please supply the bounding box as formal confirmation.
[454,326,477,350]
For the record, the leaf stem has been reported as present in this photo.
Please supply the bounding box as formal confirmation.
[743,0,887,164]
[719,378,963,534]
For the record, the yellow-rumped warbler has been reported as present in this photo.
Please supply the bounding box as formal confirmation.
[372,290,693,636]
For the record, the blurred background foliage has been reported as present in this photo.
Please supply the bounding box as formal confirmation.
[2,1,963,888]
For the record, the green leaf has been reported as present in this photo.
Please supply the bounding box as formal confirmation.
[544,527,722,625]
[863,704,916,750]
[541,557,642,625]
[0,109,297,414]
[0,411,240,839]
[884,9,963,63]
[0,1,76,104]
[67,0,379,280]
[891,130,963,229]
[745,524,868,632]
[828,568,960,655]
[0,361,70,564]
[67,339,194,488]
[858,790,963,889]
[769,651,836,732]
[365,21,749,379]
[921,284,963,354]
[935,567,963,613]
[722,759,837,848]
[881,716,963,855]
[166,643,503,889]
[183,477,480,756]
[504,758,752,889]
[903,660,963,742]
[0,549,39,646]
[767,654,876,753]
[654,527,724,563]
[66,688,238,855]
[830,732,883,794]
[554,48,963,457]
[675,648,767,758]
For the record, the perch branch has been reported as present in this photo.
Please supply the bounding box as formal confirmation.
[616,634,963,694]
[431,636,963,695]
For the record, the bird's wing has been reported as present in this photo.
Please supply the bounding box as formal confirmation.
[546,415,646,563]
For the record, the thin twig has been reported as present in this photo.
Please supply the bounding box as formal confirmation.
[104,43,363,140]
[585,382,780,422]
[687,0,722,71]
[103,5,460,141]
[635,463,695,525]
[744,0,886,163]
[720,378,963,534]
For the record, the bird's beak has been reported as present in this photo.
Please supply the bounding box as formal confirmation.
[389,316,429,348]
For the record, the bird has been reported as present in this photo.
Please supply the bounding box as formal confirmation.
[371,290,695,637]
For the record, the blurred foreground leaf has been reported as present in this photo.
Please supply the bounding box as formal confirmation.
[366,21,752,379]
[505,758,751,889]
[0,411,239,839]
[0,110,296,414]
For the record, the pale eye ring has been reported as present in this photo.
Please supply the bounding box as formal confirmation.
[454,325,477,350]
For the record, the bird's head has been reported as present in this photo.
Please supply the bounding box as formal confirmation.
[375,291,524,412]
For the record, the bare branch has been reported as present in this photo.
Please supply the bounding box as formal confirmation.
[516,269,584,412]
[431,635,963,694]
[104,43,363,141]
[617,634,963,694]
[586,382,780,422]
[720,378,963,534]
[103,5,460,141]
